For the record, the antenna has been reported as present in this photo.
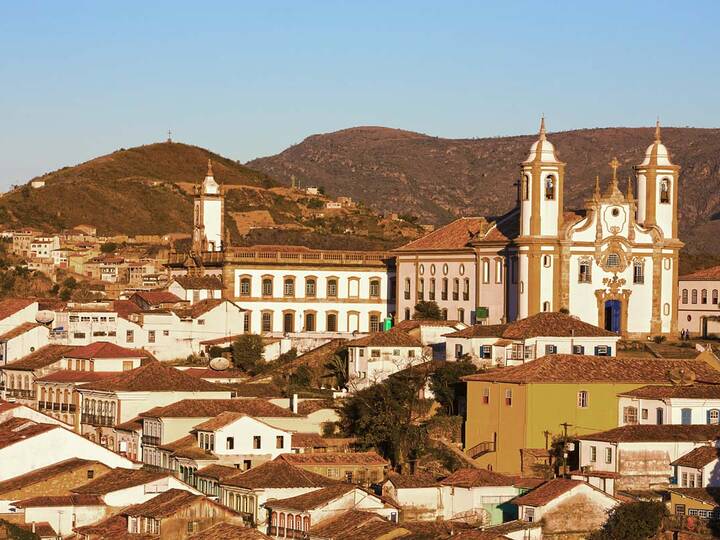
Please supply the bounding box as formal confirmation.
[167,129,173,143]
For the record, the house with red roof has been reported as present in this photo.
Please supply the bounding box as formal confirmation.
[346,329,423,391]
[679,265,720,336]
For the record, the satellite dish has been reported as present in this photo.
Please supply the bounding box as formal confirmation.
[209,357,230,371]
[35,311,55,325]
[668,367,696,386]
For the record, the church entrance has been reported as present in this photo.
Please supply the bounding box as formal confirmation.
[604,300,621,333]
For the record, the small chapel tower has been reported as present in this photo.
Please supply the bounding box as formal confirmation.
[192,160,225,252]
[633,121,680,240]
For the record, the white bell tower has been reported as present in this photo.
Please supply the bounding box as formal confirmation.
[192,160,225,252]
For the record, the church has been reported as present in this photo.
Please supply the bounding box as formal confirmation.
[395,120,682,338]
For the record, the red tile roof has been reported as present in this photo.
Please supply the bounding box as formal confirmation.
[671,446,720,468]
[308,509,397,539]
[199,334,244,346]
[463,355,720,384]
[0,322,43,341]
[172,275,223,290]
[129,290,182,306]
[72,514,132,539]
[72,468,171,494]
[291,432,328,449]
[619,384,720,399]
[441,468,515,488]
[0,458,99,495]
[0,418,57,449]
[266,484,357,511]
[276,451,388,467]
[393,319,463,331]
[580,424,720,443]
[173,298,242,319]
[680,266,720,281]
[66,341,148,360]
[196,464,244,483]
[296,400,335,416]
[386,471,440,488]
[182,367,246,379]
[4,345,74,370]
[0,299,35,321]
[112,299,143,320]
[395,217,489,251]
[446,312,615,339]
[36,370,117,383]
[186,522,272,539]
[77,361,227,392]
[193,411,259,431]
[348,329,422,348]
[114,416,143,432]
[666,488,720,506]
[125,488,203,518]
[12,494,104,508]
[141,398,297,418]
[511,478,584,506]
[222,460,337,489]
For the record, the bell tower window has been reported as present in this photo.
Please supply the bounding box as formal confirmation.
[660,179,670,204]
[545,175,555,200]
[521,175,529,200]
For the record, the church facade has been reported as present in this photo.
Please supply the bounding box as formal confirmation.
[396,120,682,338]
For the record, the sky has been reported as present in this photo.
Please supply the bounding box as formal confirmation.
[1,0,718,189]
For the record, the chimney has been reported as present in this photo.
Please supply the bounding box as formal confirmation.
[31,522,36,533]
[290,393,299,414]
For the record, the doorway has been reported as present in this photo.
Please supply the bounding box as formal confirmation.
[604,300,621,333]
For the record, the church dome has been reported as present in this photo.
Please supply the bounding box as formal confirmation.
[639,121,674,167]
[524,117,560,163]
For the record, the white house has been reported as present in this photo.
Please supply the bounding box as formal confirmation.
[347,329,423,390]
[438,468,519,525]
[380,472,442,521]
[618,384,720,426]
[670,445,720,488]
[0,299,40,338]
[444,312,619,366]
[0,322,49,365]
[168,275,223,304]
[11,494,107,536]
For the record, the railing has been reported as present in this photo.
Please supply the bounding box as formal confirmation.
[142,435,161,446]
[226,248,389,267]
[38,402,76,412]
[267,527,307,539]
[6,389,35,400]
[466,441,496,459]
[81,414,115,426]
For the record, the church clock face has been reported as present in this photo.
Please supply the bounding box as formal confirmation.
[602,205,627,235]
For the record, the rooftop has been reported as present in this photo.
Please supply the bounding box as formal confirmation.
[440,468,515,488]
[580,424,720,443]
[276,451,388,467]
[446,312,616,339]
[291,432,328,449]
[186,522,271,539]
[680,266,720,281]
[125,489,214,518]
[393,319,463,331]
[172,275,223,290]
[386,471,440,488]
[265,483,357,511]
[395,217,489,251]
[196,464,244,483]
[12,494,104,508]
[666,487,720,506]
[129,290,183,306]
[182,367,246,379]
[77,361,227,392]
[670,446,720,468]
[4,344,75,371]
[222,460,336,489]
[308,509,401,539]
[511,478,584,506]
[36,370,117,383]
[0,322,43,342]
[463,355,720,385]
[72,467,171,495]
[0,458,98,495]
[0,298,35,321]
[348,329,422,348]
[140,398,298,418]
[66,341,148,360]
[172,298,237,319]
[0,418,57,450]
[193,411,270,431]
[619,384,720,399]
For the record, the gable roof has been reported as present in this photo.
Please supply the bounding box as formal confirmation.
[619,384,720,399]
[446,312,616,339]
[666,487,720,506]
[186,522,272,539]
[12,494,104,508]
[129,290,182,306]
[4,344,74,370]
[0,418,57,449]
[172,298,241,319]
[65,341,147,360]
[395,217,489,252]
[276,451,388,467]
[72,468,170,495]
[196,464,245,483]
[36,370,118,383]
[386,471,440,488]
[511,478,585,507]
[77,361,226,392]
[192,411,281,432]
[291,432,328,449]
[125,489,211,518]
[140,398,298,418]
[440,468,515,488]
[580,424,720,443]
[222,460,336,489]
[0,322,44,342]
[0,298,35,321]
[462,356,720,385]
[172,275,223,290]
[0,458,99,495]
[265,484,357,511]
[308,509,401,539]
[348,329,422,348]
[671,446,720,468]
[680,266,720,281]
[393,319,463,331]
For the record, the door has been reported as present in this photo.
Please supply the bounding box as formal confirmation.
[656,408,664,425]
[283,312,294,333]
[681,408,692,425]
[604,300,621,332]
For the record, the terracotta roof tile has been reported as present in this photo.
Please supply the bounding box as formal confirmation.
[72,468,170,495]
[396,217,490,251]
[158,434,196,453]
[581,424,720,443]
[18,522,56,538]
[66,341,148,360]
[114,416,143,432]
[196,464,244,483]
[680,266,720,281]
[386,471,440,488]
[129,291,182,306]
[446,312,615,339]
[348,329,422,348]
[12,494,104,508]
[125,489,211,518]
[186,522,271,539]
[36,370,117,383]
[112,300,143,320]
[172,275,223,290]
[291,432,328,449]
[308,509,404,539]
[445,324,509,339]
[463,355,720,384]
[78,362,227,392]
[619,384,720,399]
[394,319,462,331]
[511,478,584,506]
[0,458,98,495]
[72,514,131,539]
[199,334,244,346]
[222,460,337,489]
[4,345,74,370]
[266,484,357,511]
[276,451,388,467]
[193,411,258,431]
[0,419,57,449]
[182,367,246,379]
[141,398,298,418]
[0,322,43,341]
[0,298,35,321]
[666,487,720,506]
[296,400,335,416]
[441,468,514,488]
[671,446,720,468]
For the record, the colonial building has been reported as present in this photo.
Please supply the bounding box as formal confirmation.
[396,120,682,338]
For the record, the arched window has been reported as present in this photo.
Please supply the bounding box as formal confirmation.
[521,175,529,200]
[283,278,295,297]
[429,279,436,301]
[305,278,317,297]
[542,301,550,312]
[418,279,425,301]
[326,312,338,332]
[261,278,273,297]
[682,289,689,304]
[304,311,316,332]
[660,178,670,204]
[404,278,411,300]
[453,278,459,300]
[295,516,302,531]
[369,313,381,332]
[441,278,448,300]
[271,512,277,526]
[458,308,465,323]
[239,277,251,297]
[369,278,381,298]
[702,289,708,304]
[633,260,645,284]
[303,516,310,531]
[441,308,448,320]
[286,514,293,532]
[714,290,719,304]
[709,409,720,425]
[327,278,338,298]
[482,259,490,283]
[545,175,555,200]
[543,255,551,268]
[692,290,698,304]
[463,278,470,300]
[495,259,503,283]
[283,311,295,333]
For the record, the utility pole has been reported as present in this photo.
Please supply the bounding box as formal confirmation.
[560,422,572,478]
[543,430,551,450]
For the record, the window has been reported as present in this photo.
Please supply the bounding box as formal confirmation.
[573,345,585,355]
[87,469,95,479]
[253,436,261,449]
[505,389,513,406]
[404,278,411,300]
[369,279,381,298]
[262,278,273,297]
[521,175,529,200]
[429,279,436,301]
[226,437,234,450]
[148,330,156,343]
[305,278,317,298]
[590,446,597,462]
[543,255,551,268]
[441,278,448,301]
[126,330,134,343]
[276,436,284,449]
[542,301,550,312]
[482,259,490,284]
[187,521,199,534]
[606,253,620,268]
[675,504,686,516]
[605,447,612,464]
[326,313,337,332]
[482,388,490,404]
[404,308,411,321]
[369,313,380,332]
[660,178,670,203]
[594,345,610,356]
[480,345,492,359]
[284,278,295,297]
[545,175,555,200]
[495,260,503,283]
[453,278,459,300]
[577,391,588,408]
[709,409,720,425]
[418,279,424,301]
[524,507,535,522]
[198,319,205,326]
[681,289,688,304]
[163,330,169,336]
[682,472,688,487]
[579,259,592,283]
[633,261,644,284]
[682,408,693,425]
[262,311,273,333]
[304,312,316,331]
[458,308,465,323]
[545,344,557,355]
[123,361,133,371]
[641,408,648,420]
[455,344,464,359]
[623,406,638,424]
[371,349,380,358]
[463,279,470,301]
[692,289,698,304]
[441,308,448,320]
[702,289,708,304]
[714,290,719,304]
[328,278,338,298]
[240,277,251,296]
[283,312,295,333]
[243,313,250,333]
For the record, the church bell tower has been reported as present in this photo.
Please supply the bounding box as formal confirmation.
[192,160,225,253]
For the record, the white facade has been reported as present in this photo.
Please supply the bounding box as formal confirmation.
[618,395,720,426]
[192,161,224,252]
[0,324,49,365]
[195,415,292,460]
[516,481,617,525]
[100,473,200,507]
[347,343,423,390]
[18,502,106,536]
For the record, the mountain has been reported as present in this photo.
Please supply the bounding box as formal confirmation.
[1,142,423,250]
[248,126,720,253]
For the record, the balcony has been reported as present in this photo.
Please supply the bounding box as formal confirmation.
[6,389,35,400]
[142,435,161,446]
[267,527,307,539]
[81,414,115,427]
[38,402,76,413]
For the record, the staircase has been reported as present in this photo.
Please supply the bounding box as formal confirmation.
[465,440,496,459]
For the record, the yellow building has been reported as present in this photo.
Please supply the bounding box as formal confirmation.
[668,488,720,520]
[463,354,720,474]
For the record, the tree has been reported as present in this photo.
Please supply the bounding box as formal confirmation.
[589,501,666,540]
[232,334,265,373]
[324,352,349,389]
[429,359,477,415]
[413,301,442,320]
[100,242,117,254]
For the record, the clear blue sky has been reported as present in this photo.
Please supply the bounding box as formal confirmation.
[1,1,718,188]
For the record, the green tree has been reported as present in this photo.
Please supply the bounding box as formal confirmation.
[429,359,477,415]
[62,276,78,289]
[324,352,349,389]
[589,501,666,540]
[413,301,442,320]
[100,242,117,253]
[289,365,312,388]
[232,334,265,373]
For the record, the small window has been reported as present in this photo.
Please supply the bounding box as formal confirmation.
[545,344,557,355]
[253,436,261,449]
[284,278,295,297]
[542,301,551,312]
[403,278,411,300]
[369,314,381,333]
[714,290,719,304]
[276,435,284,449]
[633,261,644,284]
[702,289,708,304]
[623,406,638,424]
[521,175,529,200]
[660,178,671,204]
[590,446,597,462]
[262,278,273,297]
[578,259,592,283]
[543,255,551,268]
[369,279,381,298]
[545,175,555,200]
[126,330,134,343]
[572,345,585,355]
[441,278,448,301]
[482,259,490,284]
[87,470,95,479]
[454,344,464,359]
[692,290,698,304]
[326,313,337,332]
[262,312,273,333]
[239,277,251,297]
[429,279,436,300]
[606,253,620,268]
[505,389,512,406]
[495,260,503,284]
[641,408,648,420]
[148,330,156,343]
[458,308,465,323]
[605,447,612,464]
[480,345,492,359]
[328,278,339,298]
[226,437,234,450]
[577,391,588,408]
[370,349,380,358]
[305,278,317,297]
[709,409,720,425]
[482,388,490,404]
